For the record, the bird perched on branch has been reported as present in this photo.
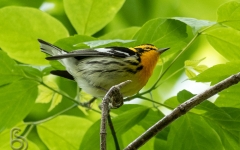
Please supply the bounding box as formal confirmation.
[38,39,169,97]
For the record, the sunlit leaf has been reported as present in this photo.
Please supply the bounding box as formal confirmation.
[193,65,208,72]
[63,0,125,35]
[38,115,92,150]
[184,58,208,78]
[48,93,62,112]
[36,85,54,103]
[193,61,240,84]
[185,68,197,79]
[185,58,206,67]
[217,1,240,30]
[205,27,240,61]
[0,6,68,65]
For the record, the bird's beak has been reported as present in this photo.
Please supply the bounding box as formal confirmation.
[157,48,170,54]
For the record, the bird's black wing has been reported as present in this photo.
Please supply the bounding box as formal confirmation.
[46,47,137,60]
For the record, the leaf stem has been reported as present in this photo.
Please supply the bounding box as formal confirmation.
[25,104,78,125]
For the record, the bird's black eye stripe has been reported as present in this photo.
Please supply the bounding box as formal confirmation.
[135,48,145,53]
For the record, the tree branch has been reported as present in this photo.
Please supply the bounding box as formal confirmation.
[100,80,131,150]
[124,72,240,150]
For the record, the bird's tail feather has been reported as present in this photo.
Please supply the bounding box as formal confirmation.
[38,39,67,56]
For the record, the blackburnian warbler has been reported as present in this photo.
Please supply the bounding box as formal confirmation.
[38,39,169,97]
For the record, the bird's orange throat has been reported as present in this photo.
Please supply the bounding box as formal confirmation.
[138,51,160,86]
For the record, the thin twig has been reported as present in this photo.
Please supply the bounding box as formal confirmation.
[124,72,240,150]
[100,80,131,150]
[108,114,120,150]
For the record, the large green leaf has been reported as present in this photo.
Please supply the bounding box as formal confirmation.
[38,115,92,150]
[0,6,68,65]
[217,1,240,30]
[205,27,240,61]
[63,0,125,35]
[132,18,188,53]
[0,80,38,132]
[167,90,240,149]
[100,27,140,40]
[167,113,224,150]
[201,106,240,149]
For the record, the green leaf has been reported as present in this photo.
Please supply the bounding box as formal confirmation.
[19,65,43,82]
[193,61,240,85]
[184,58,208,79]
[0,123,40,150]
[63,0,125,35]
[38,115,92,150]
[172,90,240,149]
[164,96,179,108]
[83,39,135,48]
[100,27,140,40]
[217,1,240,30]
[0,6,68,65]
[132,18,187,53]
[36,85,55,104]
[204,27,240,61]
[185,58,206,67]
[36,75,78,111]
[138,108,165,130]
[0,80,38,132]
[199,105,240,149]
[167,113,224,150]
[172,17,215,34]
[0,51,24,85]
[185,68,197,79]
[177,90,194,103]
[193,65,208,72]
[0,0,43,8]
[112,105,150,134]
[55,35,96,50]
[215,84,240,108]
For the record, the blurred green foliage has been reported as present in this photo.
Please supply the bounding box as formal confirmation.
[0,0,240,150]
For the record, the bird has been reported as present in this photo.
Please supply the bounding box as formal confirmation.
[38,39,169,98]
